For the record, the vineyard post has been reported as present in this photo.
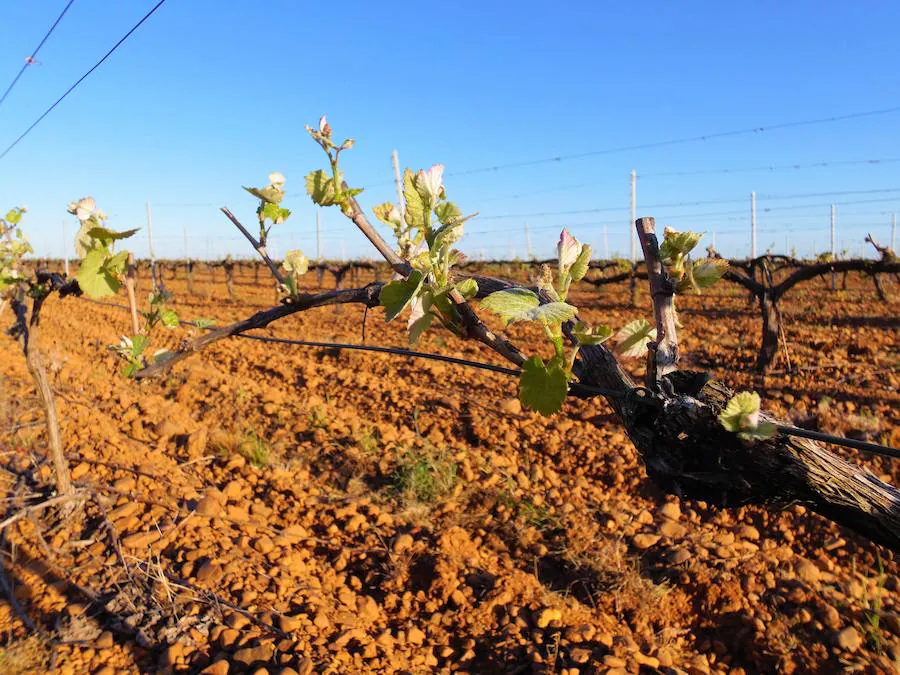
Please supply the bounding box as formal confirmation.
[146,201,158,291]
[125,253,140,335]
[831,203,836,290]
[392,150,405,221]
[750,191,757,259]
[891,213,897,251]
[62,219,69,277]
[629,169,637,263]
[316,210,323,288]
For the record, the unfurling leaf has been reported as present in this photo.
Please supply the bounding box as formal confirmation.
[380,270,425,322]
[569,244,592,282]
[481,288,576,326]
[283,250,309,276]
[529,302,578,325]
[519,356,568,415]
[160,309,180,329]
[305,169,339,206]
[557,229,581,271]
[415,164,445,208]
[434,201,461,225]
[373,202,404,228]
[614,319,657,358]
[573,321,613,346]
[4,208,24,225]
[402,169,426,230]
[454,279,478,301]
[261,202,291,224]
[407,292,434,345]
[681,257,728,293]
[718,391,777,441]
[659,228,702,262]
[480,288,540,325]
[244,185,285,205]
[84,226,139,249]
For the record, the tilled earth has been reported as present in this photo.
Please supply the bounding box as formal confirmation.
[0,263,898,674]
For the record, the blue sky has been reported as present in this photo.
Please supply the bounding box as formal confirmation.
[1,0,898,261]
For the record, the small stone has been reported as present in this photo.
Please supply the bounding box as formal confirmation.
[633,533,661,549]
[569,647,591,664]
[407,626,426,645]
[835,626,862,652]
[279,614,303,632]
[195,496,220,517]
[670,548,692,564]
[534,608,562,628]
[95,631,114,648]
[499,397,522,415]
[658,501,681,521]
[254,535,275,555]
[660,520,687,538]
[736,525,760,541]
[196,561,222,583]
[393,534,414,553]
[634,652,660,668]
[233,644,275,666]
[795,558,820,584]
[201,659,230,675]
[71,462,90,480]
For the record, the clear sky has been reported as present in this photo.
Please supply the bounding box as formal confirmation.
[1,0,898,261]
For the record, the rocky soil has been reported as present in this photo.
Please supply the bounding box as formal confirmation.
[0,263,897,674]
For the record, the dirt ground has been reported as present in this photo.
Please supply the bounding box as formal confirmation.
[0,263,898,674]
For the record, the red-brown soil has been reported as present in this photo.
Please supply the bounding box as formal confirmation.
[0,264,898,674]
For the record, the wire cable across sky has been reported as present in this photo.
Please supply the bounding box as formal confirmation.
[0,0,167,161]
[0,0,77,111]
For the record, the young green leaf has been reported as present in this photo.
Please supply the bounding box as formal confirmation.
[373,202,403,228]
[244,185,285,205]
[480,288,540,325]
[434,201,461,225]
[455,278,478,300]
[481,288,576,326]
[573,321,613,346]
[305,170,338,206]
[402,169,426,230]
[85,226,140,246]
[380,270,425,322]
[76,249,122,297]
[569,244,592,282]
[160,309,180,328]
[261,202,291,224]
[613,319,657,358]
[519,356,568,415]
[690,258,728,289]
[530,302,578,325]
[283,250,309,276]
[718,391,777,441]
[193,318,216,329]
[659,229,702,262]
